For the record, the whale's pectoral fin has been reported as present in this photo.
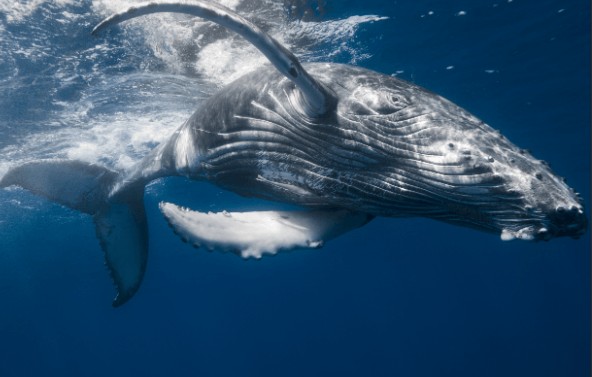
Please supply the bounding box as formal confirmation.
[92,0,335,116]
[159,202,372,258]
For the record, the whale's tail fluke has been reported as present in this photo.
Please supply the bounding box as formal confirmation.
[1,160,147,306]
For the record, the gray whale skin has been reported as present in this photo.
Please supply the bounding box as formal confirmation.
[1,1,586,306]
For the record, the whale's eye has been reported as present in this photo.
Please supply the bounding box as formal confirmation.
[389,94,404,103]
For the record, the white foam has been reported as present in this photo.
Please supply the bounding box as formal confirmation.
[195,38,267,85]
[285,15,388,63]
[0,0,44,23]
[1,0,387,175]
[0,0,79,22]
[217,0,240,9]
[91,0,137,14]
[287,15,388,43]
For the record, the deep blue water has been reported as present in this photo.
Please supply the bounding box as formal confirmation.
[0,1,590,376]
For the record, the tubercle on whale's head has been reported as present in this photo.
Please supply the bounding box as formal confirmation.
[473,156,587,241]
[472,135,588,242]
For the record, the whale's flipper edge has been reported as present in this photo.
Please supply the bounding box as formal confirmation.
[159,202,373,258]
[1,159,147,307]
[91,0,335,117]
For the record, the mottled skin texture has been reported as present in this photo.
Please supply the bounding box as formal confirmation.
[125,62,586,241]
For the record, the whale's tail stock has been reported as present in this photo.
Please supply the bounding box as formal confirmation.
[0,160,147,306]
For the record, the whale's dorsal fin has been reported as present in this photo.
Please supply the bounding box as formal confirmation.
[92,0,335,117]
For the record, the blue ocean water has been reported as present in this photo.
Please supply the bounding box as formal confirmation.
[0,0,589,376]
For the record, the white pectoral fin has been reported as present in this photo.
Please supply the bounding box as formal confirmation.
[159,202,372,258]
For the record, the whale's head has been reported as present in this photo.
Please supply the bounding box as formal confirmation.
[434,112,588,242]
[328,66,588,241]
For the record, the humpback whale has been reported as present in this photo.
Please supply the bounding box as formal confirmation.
[1,1,587,306]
